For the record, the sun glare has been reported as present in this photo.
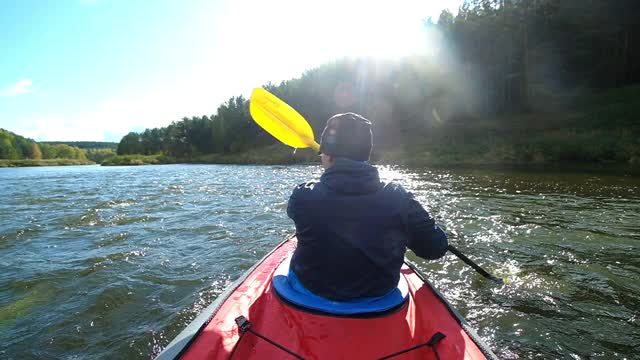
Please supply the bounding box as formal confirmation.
[335,6,433,58]
[303,0,445,60]
[228,0,458,83]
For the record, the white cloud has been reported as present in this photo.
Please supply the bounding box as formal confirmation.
[1,79,33,97]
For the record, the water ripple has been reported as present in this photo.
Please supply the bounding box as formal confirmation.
[0,165,638,359]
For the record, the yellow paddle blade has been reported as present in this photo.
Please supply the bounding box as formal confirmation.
[250,88,320,152]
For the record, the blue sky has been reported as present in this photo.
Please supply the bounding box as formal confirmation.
[0,0,461,142]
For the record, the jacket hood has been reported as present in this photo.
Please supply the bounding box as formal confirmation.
[320,158,382,194]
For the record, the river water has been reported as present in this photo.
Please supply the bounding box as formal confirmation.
[1,164,638,359]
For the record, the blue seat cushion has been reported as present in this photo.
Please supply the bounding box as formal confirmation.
[272,256,409,315]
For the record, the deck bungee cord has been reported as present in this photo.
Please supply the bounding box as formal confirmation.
[230,316,305,360]
[230,315,447,360]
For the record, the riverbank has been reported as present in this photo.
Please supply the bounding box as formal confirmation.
[101,145,317,166]
[98,151,640,176]
[101,154,176,166]
[0,159,95,167]
[106,85,639,170]
[379,86,639,168]
[100,137,639,172]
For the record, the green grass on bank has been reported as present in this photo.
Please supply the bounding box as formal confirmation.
[379,128,639,167]
[0,159,95,167]
[101,154,175,166]
[192,144,317,165]
[100,145,317,166]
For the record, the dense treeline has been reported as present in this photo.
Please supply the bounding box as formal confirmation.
[84,148,116,163]
[42,141,118,150]
[0,129,88,161]
[116,95,264,158]
[437,0,640,113]
[117,0,640,165]
[39,143,86,160]
[41,142,117,162]
[0,129,40,159]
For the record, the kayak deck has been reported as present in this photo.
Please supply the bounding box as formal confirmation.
[157,237,496,359]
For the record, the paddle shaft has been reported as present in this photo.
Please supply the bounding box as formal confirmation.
[448,245,503,284]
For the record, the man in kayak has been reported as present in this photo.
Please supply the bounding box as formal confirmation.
[287,112,448,301]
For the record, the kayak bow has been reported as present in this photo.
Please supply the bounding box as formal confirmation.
[156,236,497,360]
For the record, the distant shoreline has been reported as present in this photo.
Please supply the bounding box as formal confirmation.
[97,152,640,175]
[0,159,95,167]
[3,154,637,176]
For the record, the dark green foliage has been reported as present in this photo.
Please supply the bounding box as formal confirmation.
[117,132,144,155]
[39,143,86,160]
[41,141,118,150]
[116,96,255,158]
[0,129,89,161]
[0,129,35,159]
[85,148,116,163]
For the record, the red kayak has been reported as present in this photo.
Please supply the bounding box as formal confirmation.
[156,236,497,359]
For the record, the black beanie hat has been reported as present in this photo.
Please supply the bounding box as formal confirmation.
[319,112,373,161]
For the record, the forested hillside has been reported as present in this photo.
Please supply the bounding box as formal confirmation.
[0,129,96,166]
[116,0,640,166]
[0,129,42,160]
[0,129,87,160]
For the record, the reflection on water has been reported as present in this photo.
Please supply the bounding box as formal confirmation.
[395,168,640,359]
[0,164,638,359]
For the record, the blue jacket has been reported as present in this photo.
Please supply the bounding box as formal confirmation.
[287,158,448,301]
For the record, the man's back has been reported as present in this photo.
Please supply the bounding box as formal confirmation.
[288,157,448,301]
